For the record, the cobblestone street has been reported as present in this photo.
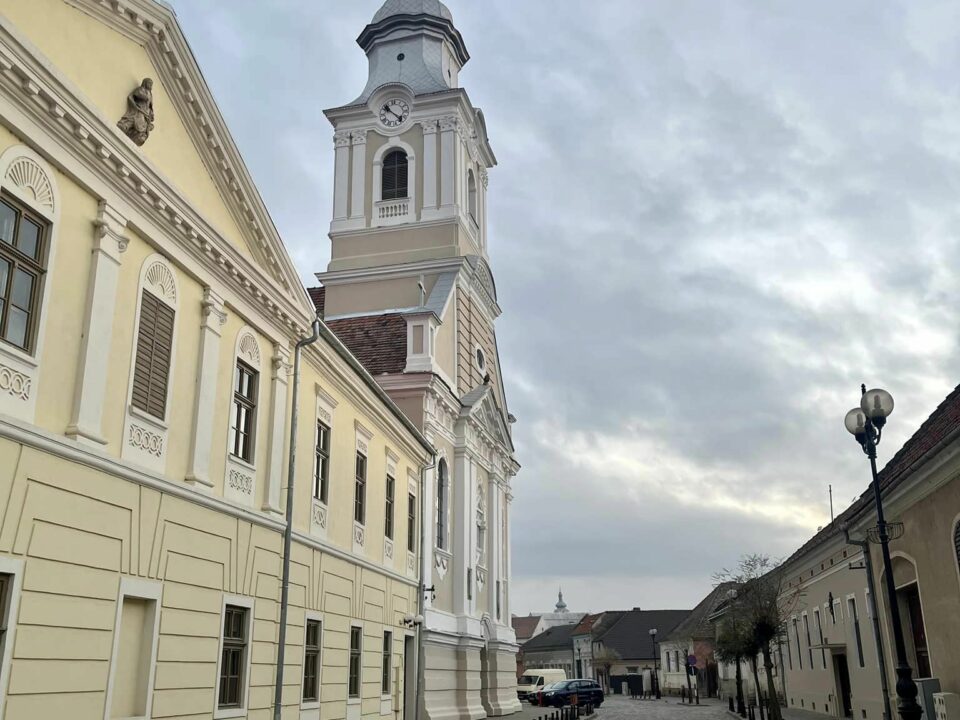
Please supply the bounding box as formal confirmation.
[509,697,730,720]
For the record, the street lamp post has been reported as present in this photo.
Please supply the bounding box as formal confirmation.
[844,385,922,720]
[648,628,660,699]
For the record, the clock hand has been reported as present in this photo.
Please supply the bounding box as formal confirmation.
[384,107,401,122]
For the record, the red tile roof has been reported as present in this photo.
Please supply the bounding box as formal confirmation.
[308,286,325,317]
[512,615,542,640]
[324,313,408,376]
[572,613,600,635]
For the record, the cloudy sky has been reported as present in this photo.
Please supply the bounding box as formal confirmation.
[167,0,960,614]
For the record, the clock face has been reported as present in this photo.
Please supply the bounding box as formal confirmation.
[379,98,410,128]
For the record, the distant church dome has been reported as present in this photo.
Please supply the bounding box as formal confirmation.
[555,589,568,613]
[372,0,454,23]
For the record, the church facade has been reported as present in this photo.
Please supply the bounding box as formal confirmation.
[314,1,522,718]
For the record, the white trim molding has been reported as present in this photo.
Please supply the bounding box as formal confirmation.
[213,593,255,720]
[371,137,417,228]
[0,145,61,424]
[300,610,324,719]
[121,253,180,475]
[102,576,162,720]
[0,556,24,720]
[224,327,262,508]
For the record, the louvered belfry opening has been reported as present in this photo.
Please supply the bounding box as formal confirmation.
[381,149,408,200]
[132,289,175,420]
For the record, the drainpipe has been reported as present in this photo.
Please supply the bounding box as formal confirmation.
[842,524,892,720]
[415,458,436,720]
[273,316,321,720]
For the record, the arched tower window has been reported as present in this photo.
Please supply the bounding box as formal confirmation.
[436,459,448,550]
[382,150,408,200]
[467,169,478,220]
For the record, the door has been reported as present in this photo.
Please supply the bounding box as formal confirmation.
[835,654,852,718]
[403,635,416,720]
[902,584,931,678]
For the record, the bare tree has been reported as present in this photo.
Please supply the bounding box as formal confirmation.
[591,644,621,693]
[715,554,800,720]
[714,613,751,716]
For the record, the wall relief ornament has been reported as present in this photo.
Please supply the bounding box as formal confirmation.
[228,469,253,495]
[434,551,449,579]
[128,423,163,457]
[312,502,328,529]
[0,363,31,401]
[117,78,155,146]
[5,157,55,212]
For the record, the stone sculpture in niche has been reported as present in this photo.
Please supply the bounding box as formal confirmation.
[117,78,155,146]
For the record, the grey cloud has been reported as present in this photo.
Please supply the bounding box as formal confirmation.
[168,0,960,614]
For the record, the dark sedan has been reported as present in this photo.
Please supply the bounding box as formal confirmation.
[539,679,604,707]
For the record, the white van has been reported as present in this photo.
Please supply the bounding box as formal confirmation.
[517,669,567,701]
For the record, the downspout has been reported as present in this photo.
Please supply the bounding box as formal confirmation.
[273,316,321,720]
[416,458,437,720]
[842,525,892,720]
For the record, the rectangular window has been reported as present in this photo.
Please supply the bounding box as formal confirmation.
[131,290,175,420]
[229,361,258,462]
[794,619,802,669]
[0,196,47,353]
[354,453,367,524]
[381,631,392,694]
[219,605,249,708]
[803,615,813,668]
[814,608,825,668]
[407,492,416,553]
[385,475,395,539]
[349,626,362,698]
[303,619,321,702]
[314,421,330,503]
[848,597,865,668]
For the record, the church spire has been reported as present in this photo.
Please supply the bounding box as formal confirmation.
[555,588,568,613]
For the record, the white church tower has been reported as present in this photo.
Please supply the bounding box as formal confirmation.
[315,2,521,718]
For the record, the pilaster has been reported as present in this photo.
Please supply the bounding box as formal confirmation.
[185,287,227,488]
[349,130,367,223]
[66,201,128,446]
[421,119,440,220]
[263,343,291,515]
[332,131,351,223]
[438,116,458,215]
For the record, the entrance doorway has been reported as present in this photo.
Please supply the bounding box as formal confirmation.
[403,635,416,720]
[899,584,931,678]
[834,654,852,718]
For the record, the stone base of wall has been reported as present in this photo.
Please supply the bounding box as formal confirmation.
[422,633,521,720]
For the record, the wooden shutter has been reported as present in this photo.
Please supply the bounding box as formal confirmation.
[131,290,174,419]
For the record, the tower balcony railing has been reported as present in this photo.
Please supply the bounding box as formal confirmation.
[374,197,414,227]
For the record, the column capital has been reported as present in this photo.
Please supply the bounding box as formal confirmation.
[93,200,128,261]
[334,131,352,148]
[351,129,368,146]
[421,118,440,135]
[438,115,458,133]
[200,286,227,332]
[272,343,291,380]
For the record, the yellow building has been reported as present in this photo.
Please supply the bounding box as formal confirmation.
[0,1,436,719]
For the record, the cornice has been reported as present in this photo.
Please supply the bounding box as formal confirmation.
[62,0,307,299]
[0,18,313,339]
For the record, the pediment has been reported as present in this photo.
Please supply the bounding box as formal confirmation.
[461,384,513,453]
[48,0,306,303]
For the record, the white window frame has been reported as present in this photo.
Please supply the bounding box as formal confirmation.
[224,328,261,506]
[310,385,337,539]
[121,254,179,474]
[0,557,24,720]
[348,622,363,704]
[103,577,162,720]
[381,629,393,699]
[213,594,255,719]
[372,138,417,228]
[301,611,324,711]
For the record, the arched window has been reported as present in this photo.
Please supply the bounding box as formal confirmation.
[436,459,448,550]
[467,169,478,220]
[382,150,408,200]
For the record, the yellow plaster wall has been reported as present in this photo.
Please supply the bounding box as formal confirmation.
[0,0,255,263]
[0,437,418,720]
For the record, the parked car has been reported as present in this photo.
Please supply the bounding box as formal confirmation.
[529,683,560,706]
[517,669,567,701]
[539,679,604,708]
